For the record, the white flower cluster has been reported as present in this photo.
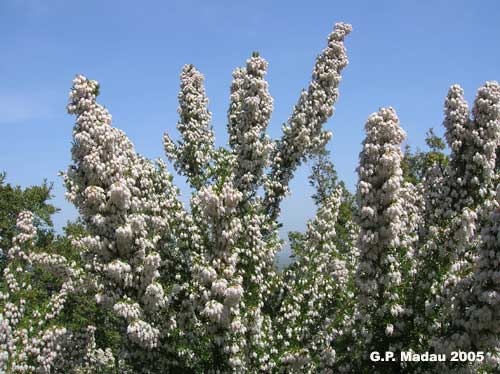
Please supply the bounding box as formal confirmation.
[127,319,160,350]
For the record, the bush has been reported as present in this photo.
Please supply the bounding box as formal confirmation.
[1,21,499,373]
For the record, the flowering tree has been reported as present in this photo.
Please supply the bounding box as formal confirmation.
[1,20,500,373]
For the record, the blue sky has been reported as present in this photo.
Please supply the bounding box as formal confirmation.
[1,0,499,260]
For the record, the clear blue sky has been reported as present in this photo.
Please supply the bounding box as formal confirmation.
[1,0,499,260]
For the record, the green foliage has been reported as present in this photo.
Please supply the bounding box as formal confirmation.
[309,149,339,207]
[0,176,123,371]
[285,149,356,268]
[0,172,58,274]
[402,128,448,184]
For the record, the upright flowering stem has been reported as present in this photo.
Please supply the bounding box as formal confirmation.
[413,87,473,311]
[65,75,187,370]
[264,22,351,220]
[164,64,215,189]
[224,54,280,371]
[354,108,409,367]
[228,53,274,196]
